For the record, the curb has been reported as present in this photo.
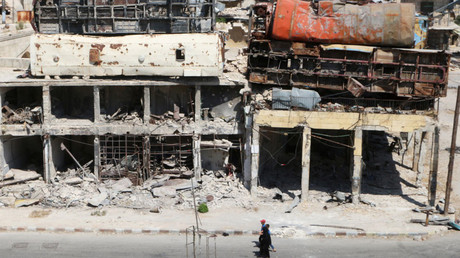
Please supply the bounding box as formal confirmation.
[0,226,433,239]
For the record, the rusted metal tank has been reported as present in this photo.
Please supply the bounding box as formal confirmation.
[17,11,33,23]
[270,0,415,47]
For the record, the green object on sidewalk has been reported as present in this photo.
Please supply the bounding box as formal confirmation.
[198,203,208,213]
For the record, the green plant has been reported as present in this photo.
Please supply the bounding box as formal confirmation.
[198,203,208,213]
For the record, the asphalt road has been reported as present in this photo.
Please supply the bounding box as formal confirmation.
[0,232,460,258]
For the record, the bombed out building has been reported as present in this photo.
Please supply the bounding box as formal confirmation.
[0,0,452,207]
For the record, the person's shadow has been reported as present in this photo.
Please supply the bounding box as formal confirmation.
[252,241,261,257]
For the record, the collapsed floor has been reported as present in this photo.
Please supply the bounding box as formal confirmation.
[0,130,444,215]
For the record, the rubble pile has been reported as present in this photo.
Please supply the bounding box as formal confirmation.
[2,105,42,124]
[0,168,257,211]
[102,108,143,125]
[149,110,192,125]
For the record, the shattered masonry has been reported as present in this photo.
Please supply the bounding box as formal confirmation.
[0,0,452,211]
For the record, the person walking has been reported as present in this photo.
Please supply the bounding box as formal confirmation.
[258,219,266,245]
[266,224,276,252]
[259,226,271,257]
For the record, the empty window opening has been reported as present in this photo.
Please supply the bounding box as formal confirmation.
[176,48,185,61]
[2,87,42,125]
[1,136,43,177]
[258,127,303,198]
[51,87,94,121]
[100,86,143,124]
[309,129,353,195]
[150,86,193,123]
[51,135,94,176]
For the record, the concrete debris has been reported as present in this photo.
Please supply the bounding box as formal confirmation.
[103,108,143,125]
[63,177,84,185]
[14,198,40,207]
[111,178,133,193]
[149,111,191,125]
[436,204,456,214]
[285,195,300,213]
[0,196,15,207]
[88,192,109,207]
[0,169,41,187]
[0,170,14,181]
[2,104,41,124]
[151,186,177,198]
[143,176,170,189]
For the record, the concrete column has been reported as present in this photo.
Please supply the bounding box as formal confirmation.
[243,107,253,190]
[352,127,363,204]
[43,135,51,183]
[413,130,422,172]
[250,124,260,195]
[142,136,150,181]
[194,85,201,122]
[192,134,202,181]
[403,132,415,168]
[42,85,52,124]
[0,138,8,175]
[143,86,151,124]
[416,132,428,187]
[93,86,100,123]
[301,126,311,203]
[94,136,100,180]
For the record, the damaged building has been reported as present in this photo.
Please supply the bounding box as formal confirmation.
[244,0,450,205]
[0,0,453,211]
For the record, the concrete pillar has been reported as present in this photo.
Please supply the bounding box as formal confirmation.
[43,135,51,183]
[352,127,363,204]
[243,107,253,190]
[93,86,100,123]
[94,136,100,180]
[194,85,201,121]
[416,132,428,187]
[0,138,8,175]
[192,134,202,181]
[250,124,260,195]
[42,85,52,124]
[413,130,422,172]
[403,132,415,168]
[301,126,311,203]
[143,86,151,124]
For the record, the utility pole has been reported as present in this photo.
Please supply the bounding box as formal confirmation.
[444,86,460,215]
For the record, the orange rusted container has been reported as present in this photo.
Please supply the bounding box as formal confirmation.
[17,11,33,23]
[271,0,415,47]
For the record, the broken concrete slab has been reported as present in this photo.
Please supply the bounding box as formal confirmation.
[0,170,14,180]
[88,192,109,207]
[285,195,300,213]
[164,178,199,191]
[0,169,41,187]
[63,177,84,185]
[111,178,133,193]
[143,176,170,189]
[151,186,177,198]
[14,199,40,207]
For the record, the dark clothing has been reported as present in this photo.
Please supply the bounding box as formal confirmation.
[259,227,271,257]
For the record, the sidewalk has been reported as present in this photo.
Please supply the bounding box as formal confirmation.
[0,198,452,239]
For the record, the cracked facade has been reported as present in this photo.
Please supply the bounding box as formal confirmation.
[0,0,451,207]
